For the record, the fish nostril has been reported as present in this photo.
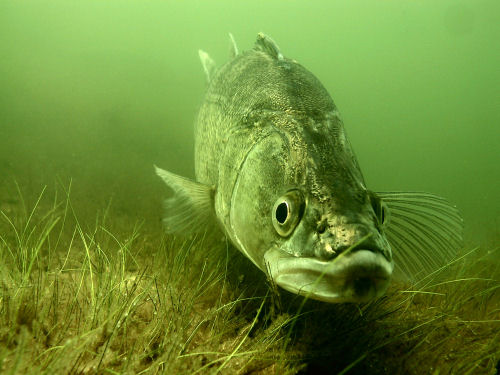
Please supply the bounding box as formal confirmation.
[317,220,327,234]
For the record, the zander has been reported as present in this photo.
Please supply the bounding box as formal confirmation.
[155,33,463,303]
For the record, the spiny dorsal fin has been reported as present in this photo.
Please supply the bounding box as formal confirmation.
[198,50,216,83]
[255,32,283,60]
[155,165,217,235]
[377,191,464,282]
[229,33,238,58]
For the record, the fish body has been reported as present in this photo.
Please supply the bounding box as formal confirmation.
[156,33,463,303]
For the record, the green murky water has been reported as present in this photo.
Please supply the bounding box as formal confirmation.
[0,0,498,243]
[0,2,499,374]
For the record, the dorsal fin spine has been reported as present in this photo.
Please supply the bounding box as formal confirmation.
[229,33,238,57]
[254,32,283,60]
[198,49,216,83]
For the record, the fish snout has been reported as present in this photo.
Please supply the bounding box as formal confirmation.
[336,250,393,302]
[315,224,390,262]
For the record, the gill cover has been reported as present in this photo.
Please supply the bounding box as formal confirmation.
[229,132,289,270]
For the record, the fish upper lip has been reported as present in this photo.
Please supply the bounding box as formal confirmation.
[264,248,393,303]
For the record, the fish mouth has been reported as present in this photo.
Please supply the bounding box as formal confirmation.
[264,249,393,303]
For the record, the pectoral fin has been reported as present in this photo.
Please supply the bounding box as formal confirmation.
[155,165,216,235]
[377,191,464,282]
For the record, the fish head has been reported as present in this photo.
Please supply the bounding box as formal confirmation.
[226,117,393,303]
[264,188,394,303]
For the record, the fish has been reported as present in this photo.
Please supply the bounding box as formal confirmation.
[155,33,463,303]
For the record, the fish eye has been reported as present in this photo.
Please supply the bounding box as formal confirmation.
[272,190,305,237]
[369,193,388,227]
[275,202,289,224]
[380,204,386,224]
[380,202,388,225]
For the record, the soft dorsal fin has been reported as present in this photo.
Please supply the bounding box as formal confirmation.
[254,32,283,60]
[229,33,238,58]
[198,50,216,83]
[155,165,216,235]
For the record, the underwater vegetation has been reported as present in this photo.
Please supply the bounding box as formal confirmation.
[0,182,498,374]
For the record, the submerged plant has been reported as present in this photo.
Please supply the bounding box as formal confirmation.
[0,183,498,374]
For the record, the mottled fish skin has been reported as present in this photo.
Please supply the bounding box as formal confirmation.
[156,33,463,303]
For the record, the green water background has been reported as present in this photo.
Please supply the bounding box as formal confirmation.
[0,0,498,245]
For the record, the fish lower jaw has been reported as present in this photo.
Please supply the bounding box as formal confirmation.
[264,249,393,303]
